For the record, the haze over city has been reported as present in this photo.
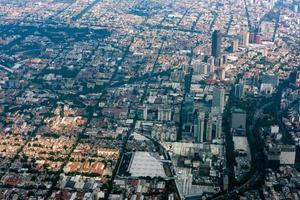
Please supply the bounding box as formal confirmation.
[0,0,299,199]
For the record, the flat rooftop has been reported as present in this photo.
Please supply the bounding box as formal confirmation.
[128,151,166,178]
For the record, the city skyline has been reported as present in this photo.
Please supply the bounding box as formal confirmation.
[0,0,299,199]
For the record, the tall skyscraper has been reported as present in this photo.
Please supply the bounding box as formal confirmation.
[182,94,194,134]
[212,86,225,113]
[234,83,245,98]
[242,31,249,47]
[211,30,222,57]
[158,107,172,121]
[194,112,205,143]
[217,68,226,80]
[255,33,262,44]
[215,114,223,138]
[249,32,256,43]
[231,39,239,52]
[206,113,213,141]
[143,105,148,120]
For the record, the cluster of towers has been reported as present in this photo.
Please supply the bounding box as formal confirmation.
[182,86,225,143]
[211,30,228,68]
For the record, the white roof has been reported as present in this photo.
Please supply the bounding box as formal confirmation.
[129,151,166,178]
[233,136,249,152]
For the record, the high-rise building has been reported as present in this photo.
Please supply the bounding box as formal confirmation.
[223,174,229,191]
[194,112,205,143]
[249,32,256,43]
[217,68,226,80]
[213,55,227,67]
[255,33,262,44]
[143,106,148,120]
[214,114,223,139]
[234,83,245,98]
[207,56,215,66]
[242,31,249,47]
[289,70,300,86]
[261,73,279,87]
[206,113,213,141]
[211,30,222,57]
[200,64,209,75]
[231,39,239,52]
[182,94,194,134]
[158,107,172,121]
[192,61,209,75]
[209,64,215,73]
[212,87,225,113]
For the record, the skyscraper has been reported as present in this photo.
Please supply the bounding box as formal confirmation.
[242,31,249,47]
[158,107,172,121]
[234,83,245,98]
[231,39,239,52]
[215,114,223,138]
[206,113,213,141]
[261,73,279,87]
[211,30,222,57]
[212,86,225,113]
[194,112,205,143]
[182,94,194,134]
[249,32,256,43]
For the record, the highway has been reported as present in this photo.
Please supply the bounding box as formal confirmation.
[212,102,271,200]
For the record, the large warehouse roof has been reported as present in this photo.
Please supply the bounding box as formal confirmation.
[129,151,166,178]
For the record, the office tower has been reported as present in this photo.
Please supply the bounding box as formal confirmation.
[206,113,213,141]
[158,107,172,121]
[217,68,226,81]
[173,107,181,123]
[143,106,148,120]
[182,94,194,123]
[182,94,194,134]
[242,31,249,47]
[231,39,239,52]
[222,55,227,65]
[215,114,223,138]
[214,57,222,67]
[249,32,256,43]
[209,64,215,73]
[255,33,262,44]
[182,174,193,195]
[212,86,225,113]
[162,95,168,104]
[234,83,245,98]
[194,112,205,143]
[223,174,229,191]
[193,61,208,75]
[261,73,279,87]
[192,60,201,75]
[211,30,222,57]
[183,64,190,74]
[214,56,225,67]
[207,56,215,66]
[200,64,208,75]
